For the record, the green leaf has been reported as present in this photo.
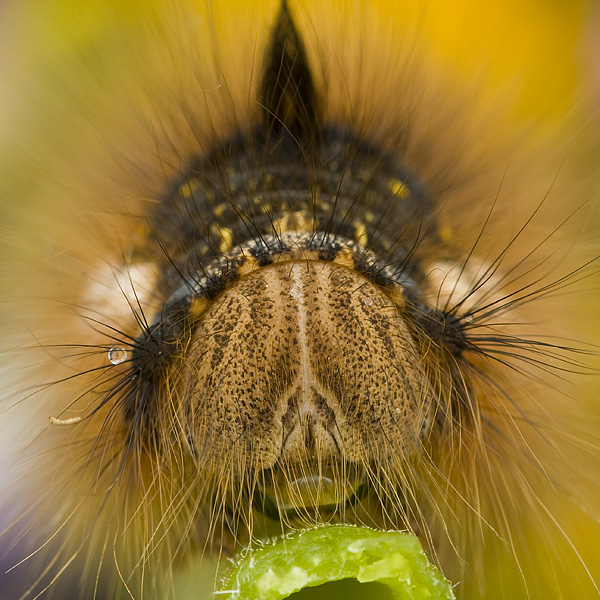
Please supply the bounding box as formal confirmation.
[219,525,455,600]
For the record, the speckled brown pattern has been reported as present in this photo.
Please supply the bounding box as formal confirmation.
[184,260,432,475]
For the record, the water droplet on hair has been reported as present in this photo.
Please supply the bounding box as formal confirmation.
[363,297,373,306]
[108,347,128,365]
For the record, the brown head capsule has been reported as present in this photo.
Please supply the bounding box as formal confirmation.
[184,248,433,513]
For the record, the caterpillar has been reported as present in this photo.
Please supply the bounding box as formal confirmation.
[0,1,599,599]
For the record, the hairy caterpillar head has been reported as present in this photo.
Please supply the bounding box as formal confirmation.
[109,4,478,540]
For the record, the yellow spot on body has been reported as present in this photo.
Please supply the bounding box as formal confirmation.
[316,200,329,213]
[295,212,316,233]
[271,213,289,235]
[389,178,409,198]
[272,211,315,234]
[209,223,234,252]
[177,180,197,199]
[219,227,233,252]
[213,202,227,217]
[353,220,368,244]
